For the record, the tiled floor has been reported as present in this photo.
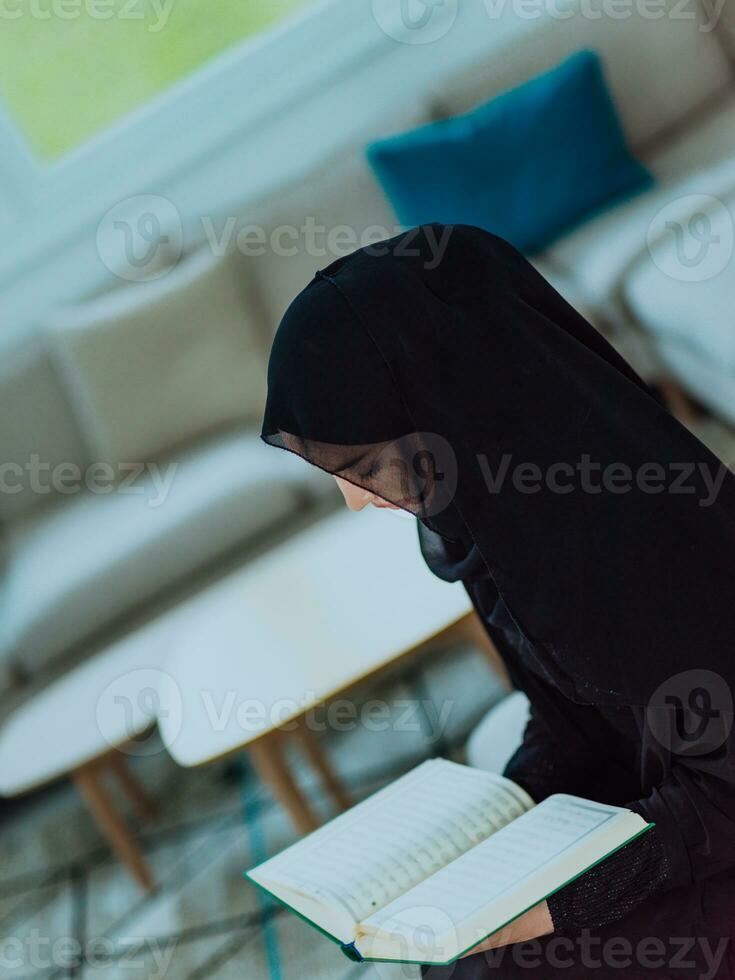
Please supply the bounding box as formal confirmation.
[0,642,506,980]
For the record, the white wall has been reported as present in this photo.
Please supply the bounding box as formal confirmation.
[1,0,733,350]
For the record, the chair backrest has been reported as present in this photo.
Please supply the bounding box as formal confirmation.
[0,337,89,524]
[43,247,270,469]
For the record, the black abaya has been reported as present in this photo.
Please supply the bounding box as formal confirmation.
[261,224,735,976]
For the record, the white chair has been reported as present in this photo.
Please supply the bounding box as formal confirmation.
[466,691,531,775]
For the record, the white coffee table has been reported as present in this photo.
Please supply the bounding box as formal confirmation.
[159,507,504,833]
[0,613,190,891]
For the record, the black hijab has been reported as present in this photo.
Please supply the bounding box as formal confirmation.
[262,224,735,709]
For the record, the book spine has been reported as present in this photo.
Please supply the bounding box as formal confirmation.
[340,942,364,963]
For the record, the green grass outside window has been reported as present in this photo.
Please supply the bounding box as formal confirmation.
[0,0,314,160]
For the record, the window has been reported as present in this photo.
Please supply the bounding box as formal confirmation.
[0,0,316,161]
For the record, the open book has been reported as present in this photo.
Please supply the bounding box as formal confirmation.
[246,759,652,965]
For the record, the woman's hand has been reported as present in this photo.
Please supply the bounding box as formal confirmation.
[460,901,553,958]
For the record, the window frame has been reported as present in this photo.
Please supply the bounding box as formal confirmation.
[0,0,393,287]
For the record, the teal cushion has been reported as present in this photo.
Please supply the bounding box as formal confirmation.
[367,50,654,255]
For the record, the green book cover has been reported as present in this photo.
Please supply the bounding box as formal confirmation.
[244,821,654,966]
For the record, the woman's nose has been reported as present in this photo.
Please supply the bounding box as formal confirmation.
[335,476,372,511]
[346,489,372,511]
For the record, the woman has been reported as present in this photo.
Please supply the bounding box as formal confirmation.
[261,224,735,978]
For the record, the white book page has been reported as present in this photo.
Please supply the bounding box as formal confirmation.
[250,760,533,929]
[361,795,643,951]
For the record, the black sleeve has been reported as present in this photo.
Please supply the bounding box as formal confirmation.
[502,704,672,930]
[504,702,735,931]
[547,828,670,930]
[550,707,735,929]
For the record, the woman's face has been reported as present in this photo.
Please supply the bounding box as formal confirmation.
[334,476,399,511]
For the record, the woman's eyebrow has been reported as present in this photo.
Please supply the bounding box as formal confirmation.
[334,445,388,472]
[336,451,371,472]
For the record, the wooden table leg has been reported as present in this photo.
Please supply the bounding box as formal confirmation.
[248,733,320,836]
[73,764,154,891]
[295,724,352,814]
[456,613,512,691]
[108,753,158,822]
